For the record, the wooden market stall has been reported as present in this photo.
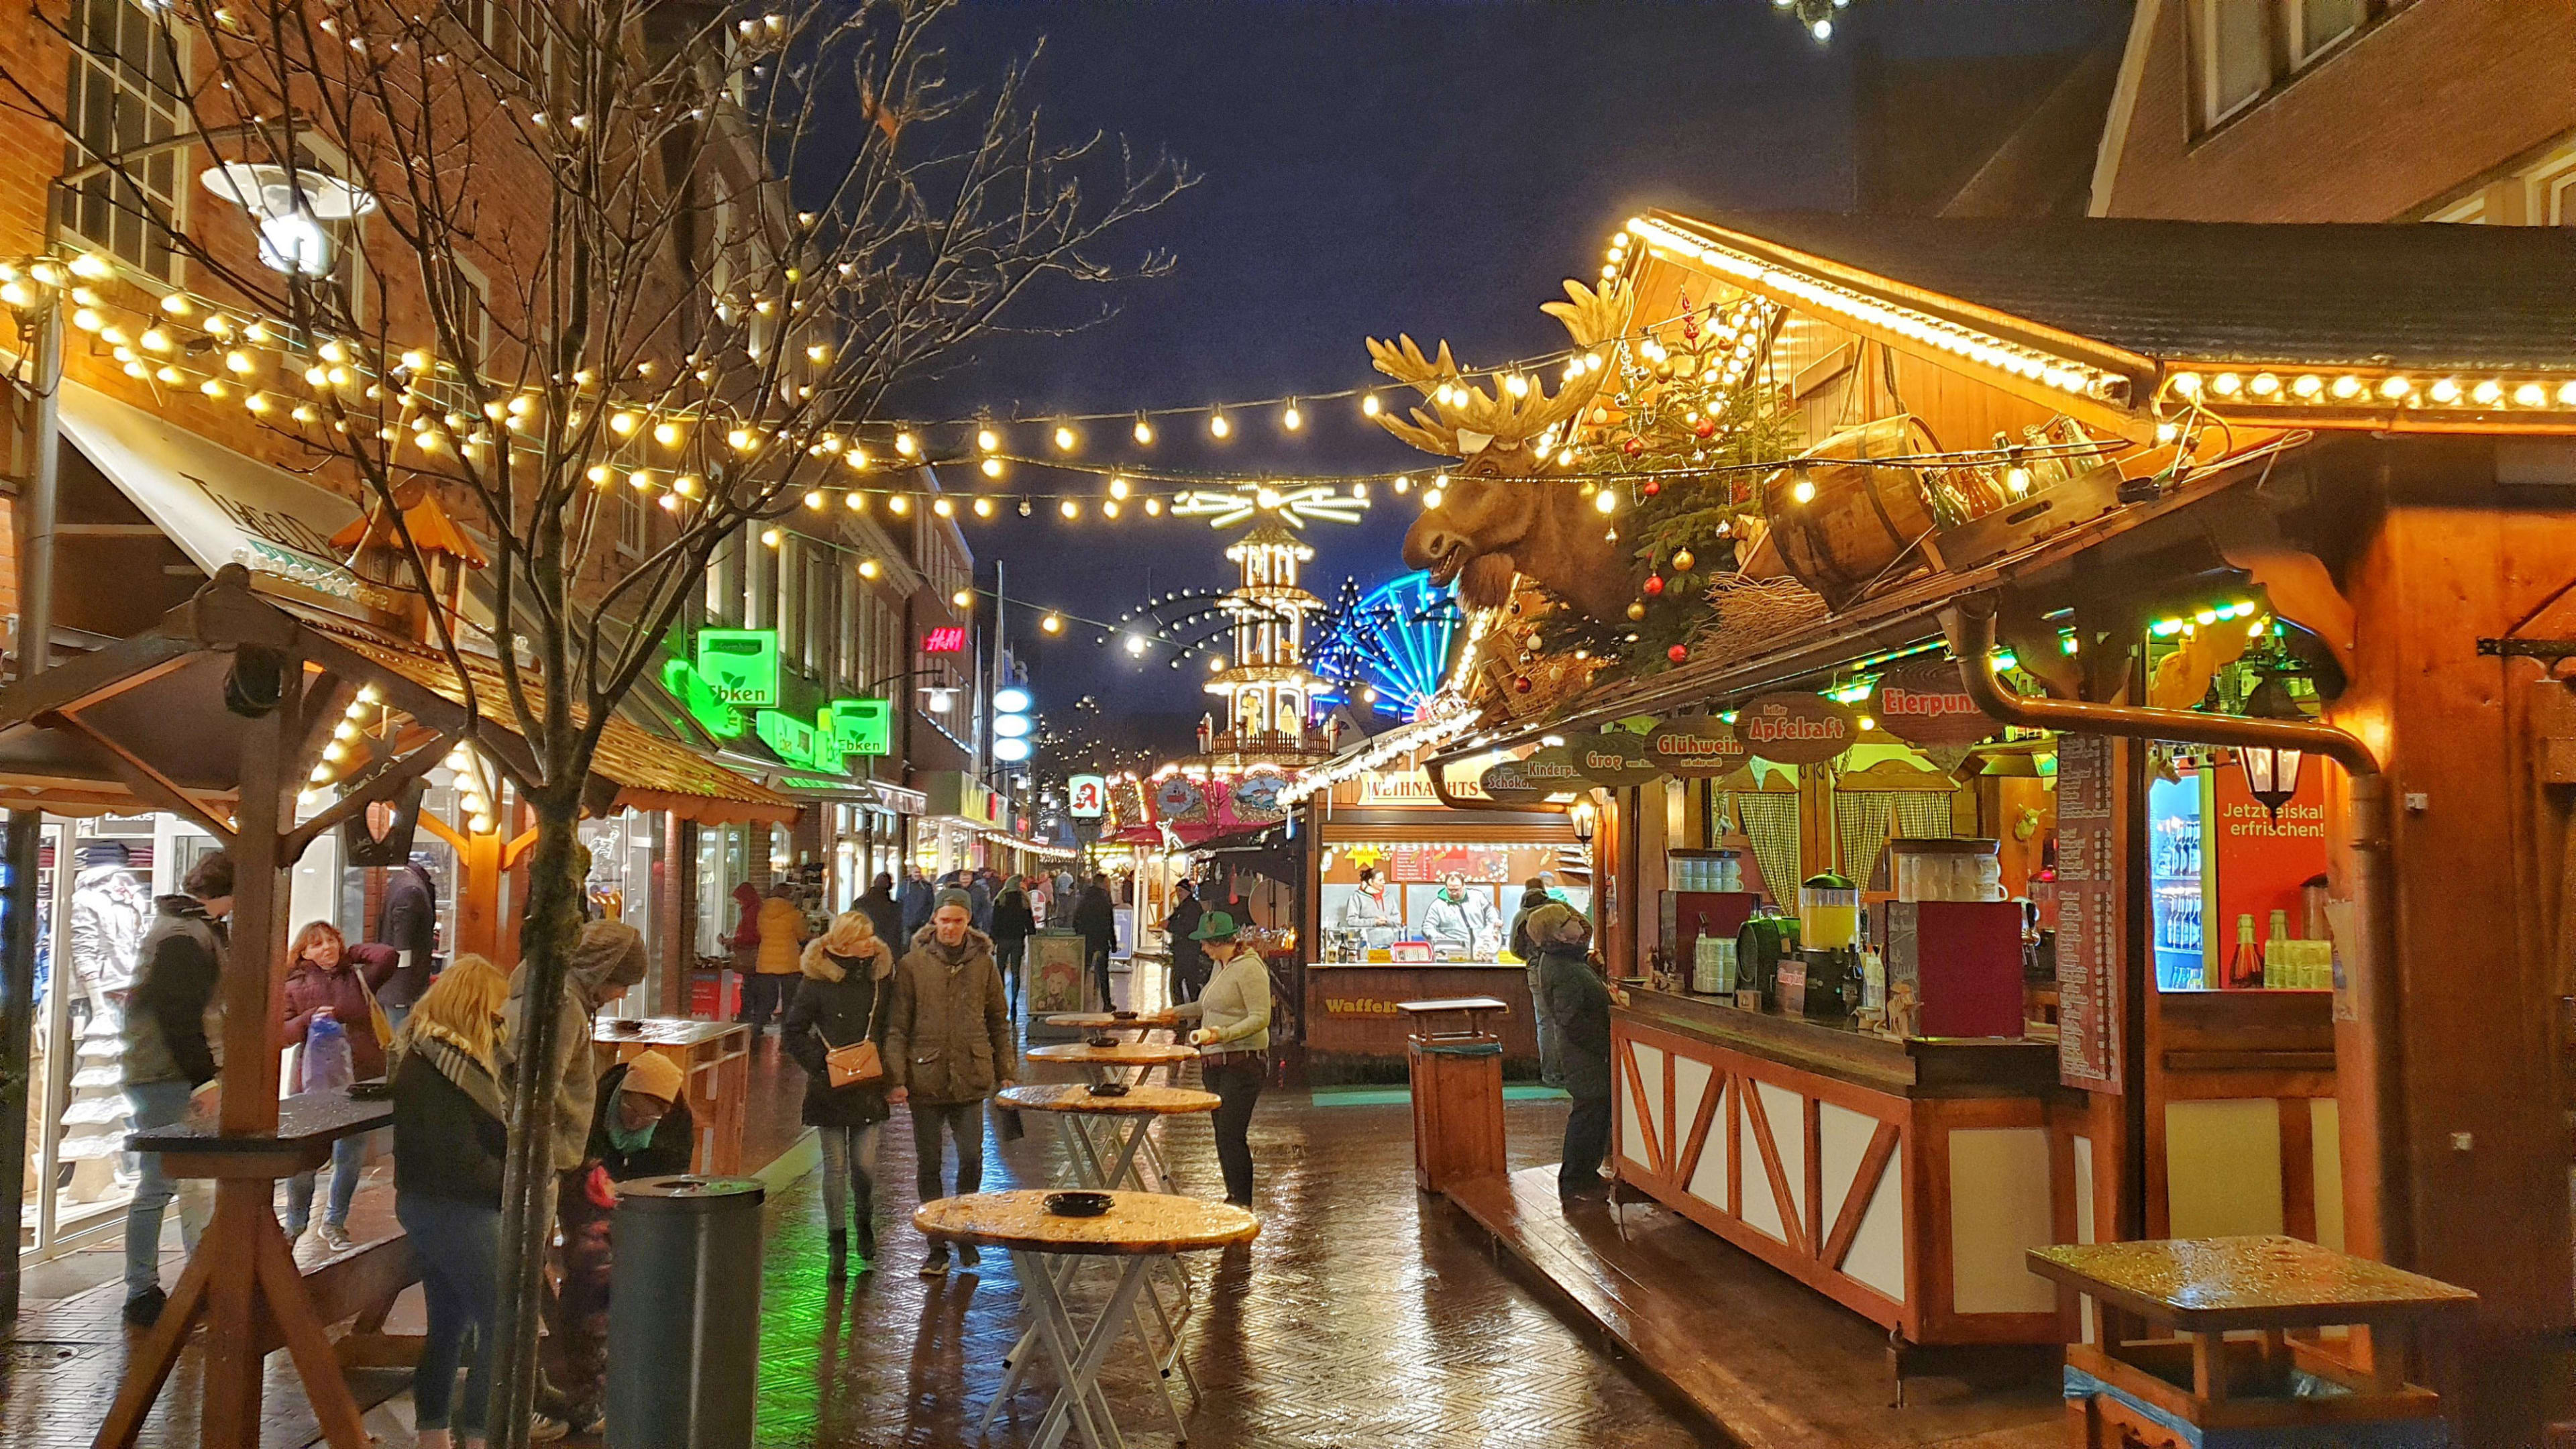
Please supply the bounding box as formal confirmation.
[0,566,794,1447]
[1397,213,2568,1436]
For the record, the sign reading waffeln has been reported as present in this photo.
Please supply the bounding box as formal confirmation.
[1644,717,1749,777]
[1866,658,2000,749]
[1735,692,1859,765]
[1567,732,1662,787]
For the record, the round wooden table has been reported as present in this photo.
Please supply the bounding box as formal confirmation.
[919,1191,1257,1449]
[1044,1010,1184,1032]
[1026,1039,1199,1087]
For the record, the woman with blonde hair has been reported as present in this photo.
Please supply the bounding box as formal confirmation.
[388,954,511,1449]
[783,911,895,1271]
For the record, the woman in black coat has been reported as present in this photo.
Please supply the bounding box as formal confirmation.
[990,881,1036,1018]
[1527,902,1615,1201]
[783,911,894,1271]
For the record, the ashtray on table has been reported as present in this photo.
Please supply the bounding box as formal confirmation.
[1044,1191,1113,1218]
[1087,1081,1131,1098]
[1112,1010,1138,1020]
[1085,1034,1120,1048]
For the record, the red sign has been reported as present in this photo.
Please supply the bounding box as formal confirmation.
[1867,658,2000,748]
[2210,756,2328,970]
[922,627,967,653]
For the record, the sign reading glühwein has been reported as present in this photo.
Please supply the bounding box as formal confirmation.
[1644,716,1750,777]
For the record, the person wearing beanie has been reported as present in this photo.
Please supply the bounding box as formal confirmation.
[549,1046,696,1432]
[1526,902,1615,1201]
[883,888,1016,1276]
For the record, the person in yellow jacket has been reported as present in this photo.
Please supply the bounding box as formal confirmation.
[747,883,806,1031]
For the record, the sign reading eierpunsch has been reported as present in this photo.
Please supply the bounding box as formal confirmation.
[1735,692,1859,766]
[1644,717,1749,778]
[1866,658,2000,749]
[1567,731,1663,787]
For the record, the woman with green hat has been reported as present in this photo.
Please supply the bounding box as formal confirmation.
[1174,908,1271,1207]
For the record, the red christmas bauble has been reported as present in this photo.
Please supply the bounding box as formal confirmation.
[1693,419,1717,439]
[1668,644,1689,663]
[1643,575,1665,597]
[1642,480,1662,496]
[1621,437,1646,458]
[1513,676,1532,693]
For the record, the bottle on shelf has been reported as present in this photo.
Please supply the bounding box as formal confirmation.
[2264,908,2292,989]
[2228,913,2260,991]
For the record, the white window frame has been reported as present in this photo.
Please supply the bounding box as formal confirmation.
[2430,193,2488,225]
[2196,0,2273,130]
[64,0,189,282]
[2522,141,2576,226]
[2288,0,2364,70]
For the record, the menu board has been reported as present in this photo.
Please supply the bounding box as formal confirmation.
[2053,733,2123,1092]
[1388,845,1511,884]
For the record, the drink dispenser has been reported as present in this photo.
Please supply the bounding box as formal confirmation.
[1799,872,1859,949]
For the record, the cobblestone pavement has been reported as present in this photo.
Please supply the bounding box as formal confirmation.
[748,1075,1707,1448]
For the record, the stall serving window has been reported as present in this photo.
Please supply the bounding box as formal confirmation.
[1318,842,1589,963]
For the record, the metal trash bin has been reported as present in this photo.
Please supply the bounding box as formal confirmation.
[606,1175,766,1448]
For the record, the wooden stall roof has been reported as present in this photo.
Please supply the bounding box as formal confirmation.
[0,572,796,826]
[1650,210,2576,375]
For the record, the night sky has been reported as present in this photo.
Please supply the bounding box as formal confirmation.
[873,0,2129,743]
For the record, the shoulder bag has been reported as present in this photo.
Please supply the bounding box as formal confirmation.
[819,1024,883,1088]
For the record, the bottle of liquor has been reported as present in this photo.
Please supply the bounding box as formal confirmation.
[2228,914,2260,990]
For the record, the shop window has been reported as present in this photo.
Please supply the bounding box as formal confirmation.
[64,0,186,282]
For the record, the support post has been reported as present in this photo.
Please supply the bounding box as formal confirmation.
[0,810,40,1324]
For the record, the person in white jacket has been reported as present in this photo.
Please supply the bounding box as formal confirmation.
[1335,867,1401,950]
[1421,873,1500,959]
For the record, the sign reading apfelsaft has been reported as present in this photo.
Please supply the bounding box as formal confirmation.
[1867,658,2000,749]
[1644,717,1749,777]
[1567,732,1662,787]
[1735,693,1859,765]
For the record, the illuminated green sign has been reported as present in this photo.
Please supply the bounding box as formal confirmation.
[694,629,781,707]
[826,698,893,757]
[755,708,841,773]
[662,657,746,738]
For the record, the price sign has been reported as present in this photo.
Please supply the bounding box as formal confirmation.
[1067,773,1108,818]
[2053,733,2123,1093]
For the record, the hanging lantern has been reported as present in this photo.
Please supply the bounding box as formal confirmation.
[2237,674,2306,823]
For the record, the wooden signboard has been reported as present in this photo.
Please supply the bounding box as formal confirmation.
[1644,716,1748,777]
[2053,733,2123,1092]
[1736,692,1859,766]
[1479,757,1548,804]
[1866,657,2000,748]
[1567,731,1662,787]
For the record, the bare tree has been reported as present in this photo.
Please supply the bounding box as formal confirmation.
[3,0,1188,1437]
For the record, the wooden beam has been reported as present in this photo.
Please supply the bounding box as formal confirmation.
[291,627,549,788]
[281,733,457,864]
[46,710,237,849]
[0,633,198,733]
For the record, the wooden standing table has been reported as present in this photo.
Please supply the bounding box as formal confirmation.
[1026,1039,1199,1089]
[594,1017,752,1174]
[1045,1010,1185,1034]
[918,1191,1258,1449]
[2029,1236,2475,1446]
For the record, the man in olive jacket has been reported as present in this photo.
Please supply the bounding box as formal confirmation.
[883,889,1017,1275]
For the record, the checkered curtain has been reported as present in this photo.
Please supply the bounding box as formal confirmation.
[1835,792,1896,892]
[1732,794,1802,907]
[1892,791,1956,839]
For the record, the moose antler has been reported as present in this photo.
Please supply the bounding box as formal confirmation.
[1365,278,1633,465]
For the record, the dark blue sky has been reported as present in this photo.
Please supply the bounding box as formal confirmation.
[887,0,2129,722]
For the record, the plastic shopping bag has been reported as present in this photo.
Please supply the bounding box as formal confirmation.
[303,1014,356,1093]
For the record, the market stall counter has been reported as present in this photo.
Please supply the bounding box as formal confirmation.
[1612,985,2073,1352]
[1303,960,1538,1080]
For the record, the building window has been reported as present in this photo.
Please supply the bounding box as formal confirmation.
[64,0,186,280]
[2198,0,2272,126]
[706,530,743,627]
[2292,0,2365,65]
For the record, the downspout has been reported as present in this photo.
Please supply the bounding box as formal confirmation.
[1943,593,2407,1267]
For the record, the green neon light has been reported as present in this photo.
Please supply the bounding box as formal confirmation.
[694,629,781,708]
[662,657,746,738]
[825,697,893,757]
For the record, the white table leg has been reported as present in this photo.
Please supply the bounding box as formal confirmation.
[1030,1254,1153,1449]
[1015,1250,1116,1449]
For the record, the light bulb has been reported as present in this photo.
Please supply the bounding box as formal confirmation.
[1134,416,1155,444]
[1282,402,1301,431]
[858,559,880,579]
[654,421,683,447]
[1053,425,1077,452]
[953,588,973,608]
[889,496,909,515]
[973,497,994,517]
[804,490,826,509]
[980,456,1003,479]
[1593,488,1617,514]
[977,427,1000,453]
[1041,614,1063,634]
[1423,488,1444,508]
[761,528,782,547]
[1791,478,1817,504]
[895,432,917,457]
[1061,499,1080,519]
[1209,412,1231,439]
[1144,498,1162,516]
[610,411,639,436]
[1362,393,1381,417]
[933,497,954,517]
[1108,476,1130,500]
[844,490,865,509]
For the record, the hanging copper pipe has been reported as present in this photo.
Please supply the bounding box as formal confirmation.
[1941,592,2409,1271]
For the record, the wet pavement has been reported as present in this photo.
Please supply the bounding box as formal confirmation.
[4,969,1711,1448]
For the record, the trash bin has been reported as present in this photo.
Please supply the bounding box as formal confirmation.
[606,1175,767,1448]
[1398,997,1509,1193]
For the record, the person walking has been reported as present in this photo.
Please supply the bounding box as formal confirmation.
[968,869,996,935]
[1161,879,1205,1004]
[883,890,1016,1277]
[1527,903,1615,1201]
[1175,910,1271,1208]
[783,911,895,1273]
[749,883,806,1031]
[386,953,513,1449]
[858,872,904,956]
[989,879,1035,1019]
[899,868,935,939]
[119,849,233,1327]
[549,1050,693,1433]
[725,881,763,1024]
[1071,873,1118,1011]
[375,852,441,1027]
[279,921,399,1250]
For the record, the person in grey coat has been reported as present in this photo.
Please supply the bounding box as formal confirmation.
[1527,902,1614,1201]
[883,889,1018,1276]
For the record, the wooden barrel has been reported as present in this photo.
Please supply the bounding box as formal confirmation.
[1758,415,1941,607]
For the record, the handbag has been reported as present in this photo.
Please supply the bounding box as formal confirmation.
[357,974,396,1059]
[824,1036,883,1089]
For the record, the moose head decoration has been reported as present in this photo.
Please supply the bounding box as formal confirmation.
[1369,279,1636,622]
